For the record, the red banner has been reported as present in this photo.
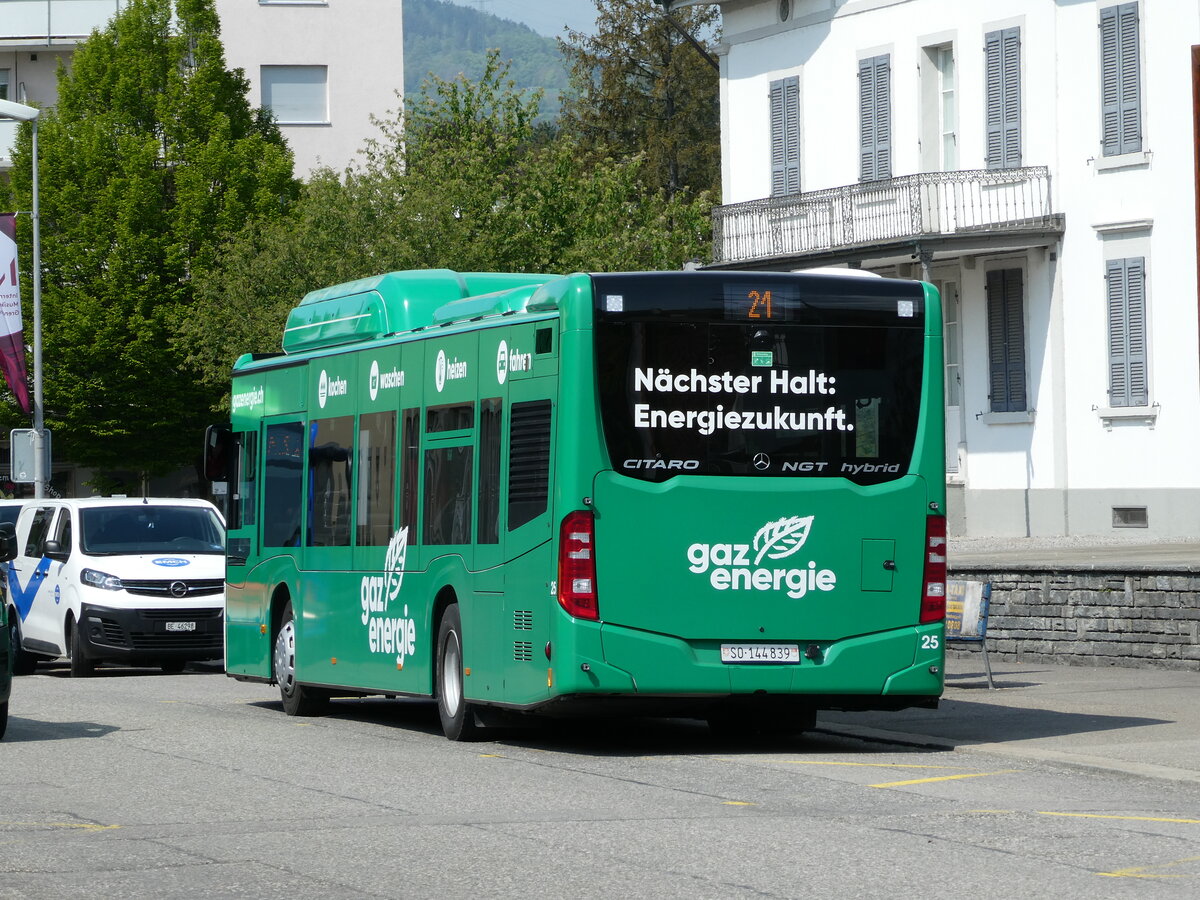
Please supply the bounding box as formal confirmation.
[0,214,31,415]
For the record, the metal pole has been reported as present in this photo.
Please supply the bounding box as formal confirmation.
[30,118,45,499]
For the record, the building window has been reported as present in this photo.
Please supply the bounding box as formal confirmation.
[937,46,957,170]
[769,75,800,197]
[1100,4,1141,156]
[985,268,1026,412]
[984,28,1021,169]
[1105,256,1147,407]
[0,69,9,100]
[858,54,891,182]
[261,65,329,124]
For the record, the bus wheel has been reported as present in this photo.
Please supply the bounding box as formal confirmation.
[8,612,37,675]
[436,604,481,741]
[0,700,7,740]
[274,604,328,717]
[68,619,95,678]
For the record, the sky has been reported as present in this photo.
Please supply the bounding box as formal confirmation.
[441,0,600,37]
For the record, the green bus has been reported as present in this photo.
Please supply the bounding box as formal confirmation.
[206,268,946,740]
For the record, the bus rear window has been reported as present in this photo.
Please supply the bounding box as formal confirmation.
[593,273,926,485]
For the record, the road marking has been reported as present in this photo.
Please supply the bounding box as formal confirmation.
[0,822,120,831]
[870,770,1018,788]
[1039,812,1200,825]
[782,761,964,770]
[723,801,755,806]
[1098,856,1200,879]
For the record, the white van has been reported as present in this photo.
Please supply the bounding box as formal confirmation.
[2,498,226,676]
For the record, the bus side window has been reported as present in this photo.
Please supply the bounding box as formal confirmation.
[478,398,502,545]
[357,411,397,546]
[263,422,304,548]
[508,399,551,531]
[307,416,354,547]
[400,408,420,543]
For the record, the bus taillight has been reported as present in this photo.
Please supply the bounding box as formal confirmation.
[558,510,598,621]
[920,516,947,623]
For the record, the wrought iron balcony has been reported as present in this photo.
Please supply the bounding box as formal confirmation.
[712,166,1063,267]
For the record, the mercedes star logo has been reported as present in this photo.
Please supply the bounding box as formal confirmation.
[753,453,771,471]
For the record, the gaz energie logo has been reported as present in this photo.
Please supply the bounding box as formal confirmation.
[686,515,837,599]
[360,527,416,666]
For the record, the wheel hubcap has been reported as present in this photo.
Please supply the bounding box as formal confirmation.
[442,631,462,716]
[274,620,297,695]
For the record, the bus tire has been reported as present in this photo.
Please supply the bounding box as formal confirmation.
[0,701,7,740]
[274,603,329,717]
[436,604,481,741]
[68,618,94,678]
[8,612,38,676]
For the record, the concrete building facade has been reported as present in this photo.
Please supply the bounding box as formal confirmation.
[676,0,1200,539]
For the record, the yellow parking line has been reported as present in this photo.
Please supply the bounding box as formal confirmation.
[783,761,963,770]
[871,770,1018,788]
[1098,856,1200,879]
[1039,812,1200,825]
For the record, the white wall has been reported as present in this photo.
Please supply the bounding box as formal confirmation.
[214,0,404,175]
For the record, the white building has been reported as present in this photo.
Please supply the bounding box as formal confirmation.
[0,0,404,175]
[676,0,1200,538]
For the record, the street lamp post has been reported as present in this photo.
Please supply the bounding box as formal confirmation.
[0,98,46,498]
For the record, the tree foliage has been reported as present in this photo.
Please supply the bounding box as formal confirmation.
[559,0,721,199]
[4,0,296,475]
[183,52,712,395]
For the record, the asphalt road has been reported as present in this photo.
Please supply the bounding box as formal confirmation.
[2,661,1199,898]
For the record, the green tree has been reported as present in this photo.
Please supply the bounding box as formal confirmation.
[5,0,296,478]
[184,52,712,395]
[559,0,721,199]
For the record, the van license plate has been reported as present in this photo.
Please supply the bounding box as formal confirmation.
[720,644,799,663]
[165,621,196,632]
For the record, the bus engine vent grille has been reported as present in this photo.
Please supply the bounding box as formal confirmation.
[513,641,533,662]
[513,610,533,631]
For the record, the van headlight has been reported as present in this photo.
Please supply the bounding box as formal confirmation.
[81,568,124,591]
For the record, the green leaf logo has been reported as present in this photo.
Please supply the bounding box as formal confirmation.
[752,516,813,565]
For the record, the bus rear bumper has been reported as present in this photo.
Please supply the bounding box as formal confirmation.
[551,620,945,707]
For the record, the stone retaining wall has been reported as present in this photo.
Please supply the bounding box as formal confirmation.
[946,568,1200,671]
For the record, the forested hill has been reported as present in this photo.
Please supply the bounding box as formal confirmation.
[403,0,571,117]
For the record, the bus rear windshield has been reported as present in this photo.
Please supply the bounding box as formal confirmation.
[592,272,927,485]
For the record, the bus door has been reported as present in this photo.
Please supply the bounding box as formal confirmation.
[499,333,557,705]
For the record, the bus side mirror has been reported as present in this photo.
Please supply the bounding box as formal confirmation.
[0,523,15,562]
[204,424,233,482]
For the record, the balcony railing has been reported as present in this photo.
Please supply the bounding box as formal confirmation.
[712,166,1058,265]
[0,0,122,44]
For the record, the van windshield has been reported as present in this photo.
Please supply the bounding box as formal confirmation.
[80,506,226,556]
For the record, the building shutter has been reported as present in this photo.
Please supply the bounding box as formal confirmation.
[985,28,1021,169]
[1106,257,1148,407]
[986,268,1026,412]
[1100,4,1141,156]
[858,55,891,182]
[770,76,801,197]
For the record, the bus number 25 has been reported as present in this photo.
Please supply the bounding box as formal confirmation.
[921,634,940,650]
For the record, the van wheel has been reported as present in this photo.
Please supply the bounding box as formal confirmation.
[68,619,95,678]
[0,701,7,740]
[436,604,481,741]
[274,603,328,716]
[8,613,37,675]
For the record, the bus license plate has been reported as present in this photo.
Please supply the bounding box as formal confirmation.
[165,621,196,632]
[720,644,800,664]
